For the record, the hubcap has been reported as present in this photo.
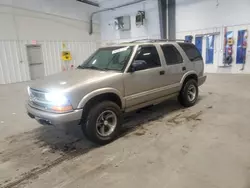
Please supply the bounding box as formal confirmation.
[187,85,197,102]
[96,110,117,137]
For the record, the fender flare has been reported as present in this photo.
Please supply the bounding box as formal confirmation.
[77,88,125,109]
[180,71,198,85]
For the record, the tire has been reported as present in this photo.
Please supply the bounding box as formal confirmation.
[81,101,121,145]
[178,79,198,107]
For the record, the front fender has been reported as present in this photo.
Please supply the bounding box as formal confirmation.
[77,88,125,109]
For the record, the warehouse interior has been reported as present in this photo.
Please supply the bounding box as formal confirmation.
[1,0,250,84]
[1,0,250,187]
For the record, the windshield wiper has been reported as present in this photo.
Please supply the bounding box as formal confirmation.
[79,65,105,71]
[77,65,85,69]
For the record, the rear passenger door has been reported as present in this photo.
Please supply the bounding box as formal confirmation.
[160,44,186,87]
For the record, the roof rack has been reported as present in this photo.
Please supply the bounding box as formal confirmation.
[129,39,187,43]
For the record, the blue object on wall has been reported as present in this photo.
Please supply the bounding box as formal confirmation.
[195,36,203,55]
[185,35,193,43]
[206,35,214,64]
[236,30,247,64]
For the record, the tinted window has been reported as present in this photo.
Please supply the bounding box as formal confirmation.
[134,46,161,70]
[161,45,183,65]
[178,43,202,62]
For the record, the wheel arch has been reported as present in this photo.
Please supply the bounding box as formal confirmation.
[77,88,124,110]
[180,71,198,87]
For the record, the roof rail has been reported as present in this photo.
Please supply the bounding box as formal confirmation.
[129,39,187,43]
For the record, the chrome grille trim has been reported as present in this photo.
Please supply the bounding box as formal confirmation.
[29,88,50,110]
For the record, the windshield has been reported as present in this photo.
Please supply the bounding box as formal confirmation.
[78,46,134,71]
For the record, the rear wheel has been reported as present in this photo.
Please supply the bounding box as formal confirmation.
[81,101,121,145]
[178,79,198,107]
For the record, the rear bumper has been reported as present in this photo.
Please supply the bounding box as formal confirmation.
[198,75,207,86]
[26,104,82,126]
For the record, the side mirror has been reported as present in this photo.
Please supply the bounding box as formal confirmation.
[130,60,147,72]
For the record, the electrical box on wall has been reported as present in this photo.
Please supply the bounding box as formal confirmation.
[114,16,131,31]
[136,11,145,27]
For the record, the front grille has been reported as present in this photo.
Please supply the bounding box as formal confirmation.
[29,88,49,110]
[30,88,45,99]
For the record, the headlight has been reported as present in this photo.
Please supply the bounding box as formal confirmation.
[45,91,73,113]
[45,92,68,106]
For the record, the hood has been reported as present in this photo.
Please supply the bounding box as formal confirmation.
[30,69,120,92]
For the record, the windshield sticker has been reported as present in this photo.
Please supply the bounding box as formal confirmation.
[112,46,129,54]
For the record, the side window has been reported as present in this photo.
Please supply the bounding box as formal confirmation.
[178,43,203,62]
[161,45,183,65]
[133,46,161,70]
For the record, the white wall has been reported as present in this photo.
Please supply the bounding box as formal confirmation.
[0,0,101,84]
[0,0,100,40]
[0,40,98,84]
[176,0,250,33]
[0,0,99,23]
[176,0,250,74]
[99,0,161,44]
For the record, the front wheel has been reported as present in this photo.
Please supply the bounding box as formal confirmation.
[81,101,121,145]
[178,79,198,107]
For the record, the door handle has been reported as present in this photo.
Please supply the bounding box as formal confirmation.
[182,67,186,71]
[159,70,165,75]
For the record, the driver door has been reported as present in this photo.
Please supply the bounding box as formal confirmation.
[123,45,168,108]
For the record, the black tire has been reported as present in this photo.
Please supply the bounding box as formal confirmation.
[178,79,198,107]
[81,101,121,145]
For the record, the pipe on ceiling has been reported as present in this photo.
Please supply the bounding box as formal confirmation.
[77,0,99,7]
[89,0,146,35]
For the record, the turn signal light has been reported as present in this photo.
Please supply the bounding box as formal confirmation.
[51,105,73,113]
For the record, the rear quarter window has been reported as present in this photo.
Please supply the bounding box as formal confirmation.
[178,43,203,62]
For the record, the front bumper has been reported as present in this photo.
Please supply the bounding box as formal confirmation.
[26,104,82,126]
[198,75,207,86]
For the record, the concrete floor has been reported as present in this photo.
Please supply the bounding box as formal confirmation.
[1,74,250,188]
